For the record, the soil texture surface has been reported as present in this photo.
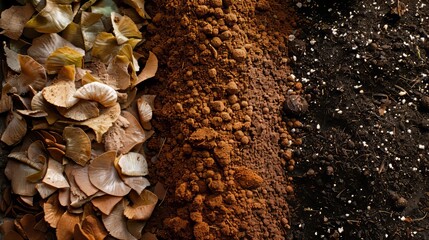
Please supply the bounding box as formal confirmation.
[141,0,297,239]
[289,0,429,239]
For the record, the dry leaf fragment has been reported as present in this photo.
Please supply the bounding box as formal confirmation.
[1,112,27,146]
[118,44,140,72]
[58,188,70,207]
[4,160,38,196]
[42,65,79,108]
[74,82,117,107]
[73,224,91,240]
[127,220,146,239]
[63,126,91,166]
[92,32,120,63]
[76,103,121,142]
[111,12,142,45]
[16,110,48,118]
[47,147,65,162]
[102,199,137,240]
[91,195,122,215]
[56,212,81,240]
[42,158,70,189]
[7,151,42,171]
[36,183,57,199]
[0,84,13,113]
[7,55,47,95]
[106,55,132,90]
[64,164,91,208]
[26,0,74,33]
[137,95,155,123]
[123,0,151,19]
[28,33,85,65]
[134,51,158,87]
[72,165,99,196]
[61,22,85,50]
[104,111,150,154]
[45,46,84,74]
[122,176,150,195]
[79,215,108,240]
[31,92,60,125]
[124,190,158,220]
[81,12,105,51]
[57,100,100,121]
[4,43,20,72]
[0,220,14,236]
[88,150,131,196]
[20,196,34,207]
[0,4,35,40]
[19,214,45,240]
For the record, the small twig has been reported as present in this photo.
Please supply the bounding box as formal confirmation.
[379,210,393,217]
[336,189,346,199]
[158,187,169,207]
[397,0,400,16]
[157,137,167,156]
[413,213,428,222]
[347,220,361,224]
[394,85,408,96]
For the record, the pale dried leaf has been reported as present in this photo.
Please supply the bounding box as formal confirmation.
[0,4,35,40]
[44,193,65,228]
[91,195,122,215]
[28,33,85,65]
[124,190,158,220]
[36,183,57,199]
[81,12,105,51]
[122,176,150,195]
[26,0,74,33]
[56,212,80,240]
[74,82,117,107]
[57,100,99,121]
[72,164,99,196]
[75,103,121,142]
[111,12,142,45]
[63,126,91,166]
[134,51,158,87]
[4,160,38,196]
[7,55,47,94]
[42,66,79,108]
[118,152,148,176]
[31,92,60,125]
[123,0,151,19]
[1,113,27,146]
[45,46,84,74]
[61,22,85,49]
[88,150,131,196]
[91,32,120,63]
[102,199,137,240]
[42,158,70,188]
[3,43,20,72]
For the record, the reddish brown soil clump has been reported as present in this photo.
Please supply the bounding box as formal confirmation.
[140,0,300,239]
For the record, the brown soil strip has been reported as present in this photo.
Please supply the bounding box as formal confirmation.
[141,0,299,239]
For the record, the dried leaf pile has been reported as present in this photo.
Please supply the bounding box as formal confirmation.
[0,0,160,239]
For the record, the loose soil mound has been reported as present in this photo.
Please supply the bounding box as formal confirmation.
[140,0,298,239]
